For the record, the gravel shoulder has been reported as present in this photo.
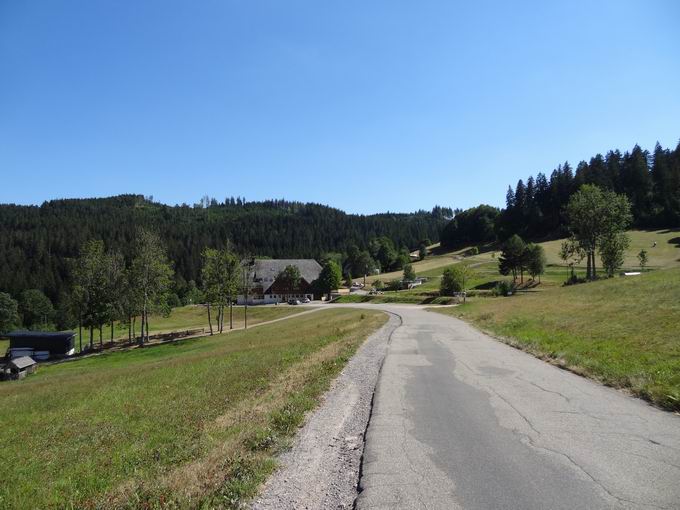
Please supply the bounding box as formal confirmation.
[251,312,400,510]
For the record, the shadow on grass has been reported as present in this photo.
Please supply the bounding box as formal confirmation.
[473,280,501,290]
[430,241,498,257]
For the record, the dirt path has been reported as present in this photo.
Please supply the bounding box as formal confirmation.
[251,313,401,510]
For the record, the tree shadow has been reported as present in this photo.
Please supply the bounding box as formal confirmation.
[667,237,680,247]
[473,281,501,290]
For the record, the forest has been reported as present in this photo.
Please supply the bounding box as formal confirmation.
[0,196,450,310]
[441,141,680,248]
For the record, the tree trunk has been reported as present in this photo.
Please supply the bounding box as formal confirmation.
[139,309,145,346]
[110,321,114,344]
[591,251,597,280]
[207,304,213,335]
[229,299,233,330]
[78,318,83,353]
[132,316,136,344]
[99,326,103,348]
[89,326,94,350]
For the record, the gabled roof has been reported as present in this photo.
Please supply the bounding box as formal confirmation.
[9,356,37,370]
[251,259,323,293]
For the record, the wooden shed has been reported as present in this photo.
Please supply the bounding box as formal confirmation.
[2,356,37,380]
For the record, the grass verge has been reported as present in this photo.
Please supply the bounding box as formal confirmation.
[431,268,680,411]
[0,308,387,509]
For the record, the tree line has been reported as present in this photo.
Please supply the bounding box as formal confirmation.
[0,195,450,315]
[0,227,348,341]
[441,141,680,248]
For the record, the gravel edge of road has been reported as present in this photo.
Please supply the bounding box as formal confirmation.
[250,312,401,510]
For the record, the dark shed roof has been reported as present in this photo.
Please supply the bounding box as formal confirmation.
[7,331,75,354]
[9,356,37,370]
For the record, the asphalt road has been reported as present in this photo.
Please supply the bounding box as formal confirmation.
[336,305,680,510]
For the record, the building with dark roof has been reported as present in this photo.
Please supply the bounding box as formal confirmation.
[6,331,76,359]
[238,259,323,305]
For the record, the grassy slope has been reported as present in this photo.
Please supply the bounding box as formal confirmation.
[0,308,387,509]
[432,268,680,411]
[346,229,680,303]
[74,305,306,351]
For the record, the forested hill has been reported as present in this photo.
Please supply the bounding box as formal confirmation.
[0,195,450,302]
[440,140,680,249]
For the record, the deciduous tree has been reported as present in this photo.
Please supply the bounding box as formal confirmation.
[403,264,416,282]
[525,244,546,283]
[558,237,585,281]
[566,185,632,280]
[599,232,630,277]
[317,260,342,299]
[638,249,649,271]
[0,292,20,334]
[19,289,54,330]
[131,229,173,344]
[498,235,526,283]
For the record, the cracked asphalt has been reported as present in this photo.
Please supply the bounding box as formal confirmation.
[344,304,680,510]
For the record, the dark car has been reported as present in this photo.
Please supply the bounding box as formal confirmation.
[287,298,301,305]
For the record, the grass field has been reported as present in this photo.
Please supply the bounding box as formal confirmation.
[74,304,306,351]
[354,229,680,303]
[432,268,680,411]
[0,308,387,509]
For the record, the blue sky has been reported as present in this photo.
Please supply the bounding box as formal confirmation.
[1,1,679,214]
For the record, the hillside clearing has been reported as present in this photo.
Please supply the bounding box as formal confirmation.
[349,229,680,304]
[0,308,387,509]
[431,268,680,411]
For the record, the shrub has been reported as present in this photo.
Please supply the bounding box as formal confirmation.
[468,246,479,256]
[387,279,402,291]
[493,280,515,297]
[440,267,464,295]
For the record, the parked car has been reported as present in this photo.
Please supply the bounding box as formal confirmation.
[301,297,311,303]
[288,298,301,305]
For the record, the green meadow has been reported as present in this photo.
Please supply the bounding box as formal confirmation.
[0,308,387,509]
[72,304,306,351]
[339,229,680,304]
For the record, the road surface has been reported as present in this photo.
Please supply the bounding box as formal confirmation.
[336,304,680,510]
